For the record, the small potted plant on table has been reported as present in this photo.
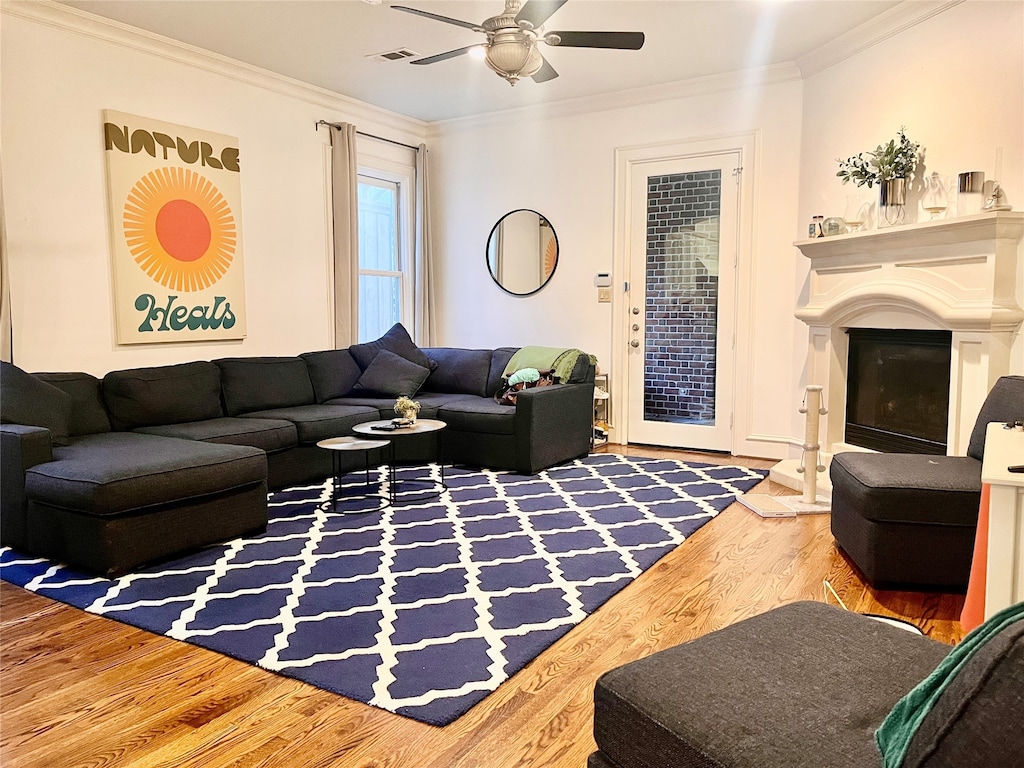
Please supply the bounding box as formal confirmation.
[393,396,421,425]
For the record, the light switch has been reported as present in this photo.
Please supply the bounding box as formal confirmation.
[598,287,612,303]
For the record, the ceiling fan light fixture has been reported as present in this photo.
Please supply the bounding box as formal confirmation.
[394,0,642,87]
[485,32,543,85]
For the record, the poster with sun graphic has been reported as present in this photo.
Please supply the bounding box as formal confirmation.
[103,110,246,344]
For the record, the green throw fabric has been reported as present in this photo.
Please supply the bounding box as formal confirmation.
[504,346,595,384]
[875,600,1024,767]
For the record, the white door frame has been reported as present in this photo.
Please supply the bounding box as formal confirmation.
[611,132,758,454]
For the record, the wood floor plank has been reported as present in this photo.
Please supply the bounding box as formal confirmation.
[0,445,966,767]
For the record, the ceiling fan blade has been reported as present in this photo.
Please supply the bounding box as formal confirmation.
[392,5,482,32]
[531,56,559,83]
[515,0,568,29]
[547,31,645,50]
[410,46,478,65]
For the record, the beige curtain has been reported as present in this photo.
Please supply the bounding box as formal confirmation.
[413,144,435,346]
[328,123,359,348]
[0,152,12,363]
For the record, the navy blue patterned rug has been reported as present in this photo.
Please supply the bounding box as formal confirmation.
[0,454,765,726]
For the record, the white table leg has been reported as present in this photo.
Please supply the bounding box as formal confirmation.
[985,483,1024,619]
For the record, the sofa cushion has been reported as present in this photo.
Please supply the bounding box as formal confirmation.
[0,362,72,446]
[830,453,982,527]
[566,351,595,383]
[352,349,430,397]
[35,372,112,436]
[25,432,266,516]
[967,375,1024,461]
[328,392,479,419]
[242,404,380,445]
[422,348,493,398]
[300,349,362,402]
[135,417,297,454]
[216,357,315,416]
[885,605,1024,768]
[102,361,223,431]
[350,322,435,372]
[593,602,950,768]
[438,398,516,436]
[487,347,518,397]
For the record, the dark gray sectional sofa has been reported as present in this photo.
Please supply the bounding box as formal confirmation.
[1,332,595,576]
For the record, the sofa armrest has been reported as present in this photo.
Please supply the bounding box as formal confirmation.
[1,424,54,549]
[514,382,595,473]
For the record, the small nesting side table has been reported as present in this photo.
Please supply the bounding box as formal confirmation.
[352,419,447,504]
[316,436,391,512]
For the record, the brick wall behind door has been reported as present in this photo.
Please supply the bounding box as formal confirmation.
[644,171,721,424]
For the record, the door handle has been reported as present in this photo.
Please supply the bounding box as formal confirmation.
[630,339,640,348]
[632,323,640,332]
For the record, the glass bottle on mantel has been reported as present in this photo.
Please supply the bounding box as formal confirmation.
[957,171,985,216]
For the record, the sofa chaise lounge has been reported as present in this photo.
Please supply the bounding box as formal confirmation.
[1,326,595,576]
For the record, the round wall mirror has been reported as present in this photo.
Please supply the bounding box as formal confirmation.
[486,209,558,296]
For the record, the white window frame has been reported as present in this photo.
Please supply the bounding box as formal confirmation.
[356,163,413,341]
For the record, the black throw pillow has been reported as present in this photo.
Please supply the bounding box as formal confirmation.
[353,349,430,397]
[0,361,73,446]
[350,323,436,372]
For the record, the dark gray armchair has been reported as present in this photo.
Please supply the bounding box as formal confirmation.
[830,375,1024,589]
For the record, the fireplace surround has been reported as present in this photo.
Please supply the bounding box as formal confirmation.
[795,211,1023,460]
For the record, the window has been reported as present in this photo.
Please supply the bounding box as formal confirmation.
[357,172,411,342]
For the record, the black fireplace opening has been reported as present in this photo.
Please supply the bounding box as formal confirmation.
[845,328,952,454]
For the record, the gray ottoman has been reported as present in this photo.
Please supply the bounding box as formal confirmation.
[591,600,1024,768]
[592,602,949,768]
[830,453,981,589]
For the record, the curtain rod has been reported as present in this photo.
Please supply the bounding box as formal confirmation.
[315,120,419,152]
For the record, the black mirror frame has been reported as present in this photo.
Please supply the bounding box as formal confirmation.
[486,208,559,297]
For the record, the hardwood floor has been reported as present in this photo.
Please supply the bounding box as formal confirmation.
[0,445,965,768]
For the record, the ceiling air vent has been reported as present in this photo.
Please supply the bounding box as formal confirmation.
[367,48,418,63]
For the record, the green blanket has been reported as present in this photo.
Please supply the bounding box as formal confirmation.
[504,346,595,385]
[875,600,1024,766]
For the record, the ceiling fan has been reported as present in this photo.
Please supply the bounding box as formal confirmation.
[392,0,645,86]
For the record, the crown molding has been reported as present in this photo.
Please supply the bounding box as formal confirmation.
[1,0,428,142]
[4,0,965,136]
[427,62,802,137]
[795,0,964,78]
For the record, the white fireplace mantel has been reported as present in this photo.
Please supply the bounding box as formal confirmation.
[795,211,1024,457]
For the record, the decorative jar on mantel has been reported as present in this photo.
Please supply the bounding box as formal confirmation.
[878,177,908,227]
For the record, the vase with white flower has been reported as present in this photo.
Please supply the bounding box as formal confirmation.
[393,396,421,425]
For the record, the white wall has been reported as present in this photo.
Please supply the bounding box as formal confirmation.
[430,76,804,458]
[1,7,427,376]
[5,2,1019,458]
[797,0,1024,388]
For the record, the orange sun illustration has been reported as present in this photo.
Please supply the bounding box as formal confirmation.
[123,167,236,292]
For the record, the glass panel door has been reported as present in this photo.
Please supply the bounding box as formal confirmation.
[626,153,738,451]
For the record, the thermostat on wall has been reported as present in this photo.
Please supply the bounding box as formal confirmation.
[594,273,612,288]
